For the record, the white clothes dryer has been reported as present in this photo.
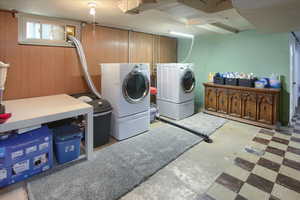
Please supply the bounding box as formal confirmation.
[157,63,195,120]
[101,63,150,140]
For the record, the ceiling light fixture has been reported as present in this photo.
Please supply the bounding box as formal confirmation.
[88,1,97,16]
[169,31,194,38]
[197,23,238,34]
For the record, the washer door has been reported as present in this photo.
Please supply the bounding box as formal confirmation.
[122,69,150,103]
[181,69,195,93]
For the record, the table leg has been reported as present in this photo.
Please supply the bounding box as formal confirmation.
[85,112,94,160]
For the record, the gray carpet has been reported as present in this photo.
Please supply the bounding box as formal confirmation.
[27,115,227,200]
[175,112,228,136]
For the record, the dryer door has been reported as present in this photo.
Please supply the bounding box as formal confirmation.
[122,69,150,104]
[181,69,195,93]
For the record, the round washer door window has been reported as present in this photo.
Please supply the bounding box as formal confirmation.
[182,70,195,93]
[122,70,149,103]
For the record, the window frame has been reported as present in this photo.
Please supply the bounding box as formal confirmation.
[18,14,81,47]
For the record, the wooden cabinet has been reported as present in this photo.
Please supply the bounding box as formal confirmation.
[257,94,274,125]
[204,83,280,129]
[216,89,228,114]
[228,90,242,117]
[205,87,217,111]
[242,92,257,121]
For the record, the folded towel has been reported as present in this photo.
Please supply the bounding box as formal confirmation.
[0,113,11,123]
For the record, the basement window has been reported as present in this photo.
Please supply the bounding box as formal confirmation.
[18,14,81,47]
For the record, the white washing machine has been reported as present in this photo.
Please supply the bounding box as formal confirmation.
[101,63,150,140]
[157,63,195,120]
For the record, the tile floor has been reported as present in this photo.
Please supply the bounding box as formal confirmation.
[203,128,300,200]
[121,121,259,200]
[1,120,299,200]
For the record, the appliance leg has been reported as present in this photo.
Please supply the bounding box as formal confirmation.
[85,112,94,160]
[156,116,213,143]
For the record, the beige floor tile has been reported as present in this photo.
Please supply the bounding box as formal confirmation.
[271,184,300,200]
[236,151,260,163]
[0,186,28,200]
[224,165,251,182]
[262,152,283,164]
[207,183,237,200]
[289,141,300,149]
[252,165,278,182]
[280,165,300,180]
[268,141,288,151]
[250,142,267,151]
[239,183,269,200]
[285,152,300,162]
[292,133,300,139]
[273,133,291,140]
[257,133,273,140]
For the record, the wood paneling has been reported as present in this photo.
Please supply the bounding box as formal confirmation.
[203,83,280,129]
[129,32,178,75]
[159,36,177,63]
[81,24,129,91]
[0,11,177,100]
[129,31,153,64]
[0,11,87,100]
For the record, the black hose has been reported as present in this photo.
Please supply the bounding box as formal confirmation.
[156,116,213,143]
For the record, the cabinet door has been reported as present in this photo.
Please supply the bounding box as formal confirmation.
[205,87,217,111]
[242,92,257,121]
[257,94,274,125]
[217,89,228,114]
[228,90,242,117]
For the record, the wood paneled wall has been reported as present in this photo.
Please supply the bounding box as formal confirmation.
[0,11,177,100]
[159,36,178,63]
[81,24,129,91]
[129,32,177,74]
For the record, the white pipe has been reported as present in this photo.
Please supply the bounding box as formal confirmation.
[67,35,102,99]
[181,37,194,63]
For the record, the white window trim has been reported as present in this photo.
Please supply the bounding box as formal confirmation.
[17,13,81,47]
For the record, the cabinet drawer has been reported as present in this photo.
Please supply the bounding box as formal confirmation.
[217,89,228,114]
[228,90,242,117]
[205,87,217,112]
[257,94,274,125]
[242,92,257,121]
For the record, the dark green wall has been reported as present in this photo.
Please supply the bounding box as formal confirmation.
[178,30,290,125]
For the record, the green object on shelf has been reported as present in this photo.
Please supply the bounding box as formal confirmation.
[0,104,5,114]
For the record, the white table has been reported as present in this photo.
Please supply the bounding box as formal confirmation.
[0,94,94,160]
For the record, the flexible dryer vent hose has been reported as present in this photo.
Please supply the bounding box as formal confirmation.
[181,37,194,63]
[156,116,213,143]
[67,35,102,99]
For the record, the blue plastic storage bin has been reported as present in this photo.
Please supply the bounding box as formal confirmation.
[53,125,82,164]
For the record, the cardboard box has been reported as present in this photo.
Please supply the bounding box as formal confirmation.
[0,126,53,187]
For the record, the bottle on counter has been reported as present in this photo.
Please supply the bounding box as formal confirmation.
[269,73,281,88]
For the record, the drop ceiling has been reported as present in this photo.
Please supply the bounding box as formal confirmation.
[0,0,254,37]
[232,0,300,33]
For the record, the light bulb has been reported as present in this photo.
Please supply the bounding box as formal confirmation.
[88,1,97,16]
[89,7,96,16]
